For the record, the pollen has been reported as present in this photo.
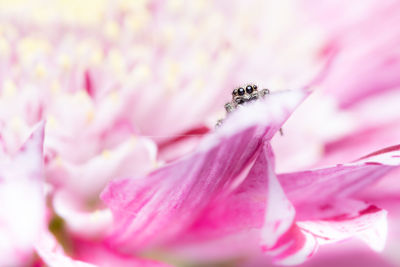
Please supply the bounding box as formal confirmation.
[54,156,63,166]
[119,0,148,12]
[2,80,17,97]
[90,48,104,65]
[152,160,160,168]
[86,110,95,123]
[134,64,150,81]
[50,80,61,94]
[101,149,112,159]
[17,37,50,64]
[125,13,149,32]
[125,63,151,86]
[47,115,58,129]
[104,20,120,39]
[195,51,209,67]
[165,61,180,92]
[110,91,120,105]
[162,25,175,44]
[167,0,184,12]
[90,209,102,222]
[34,63,47,78]
[73,90,92,105]
[192,78,205,93]
[10,116,24,130]
[58,53,72,70]
[108,49,126,76]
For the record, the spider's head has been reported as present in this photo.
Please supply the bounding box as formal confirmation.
[232,84,258,105]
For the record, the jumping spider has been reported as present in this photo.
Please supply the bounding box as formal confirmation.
[216,84,270,128]
[224,84,270,113]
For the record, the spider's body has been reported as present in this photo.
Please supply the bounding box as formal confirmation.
[224,84,270,113]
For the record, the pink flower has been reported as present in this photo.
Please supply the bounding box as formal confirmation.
[1,0,400,266]
[102,88,400,265]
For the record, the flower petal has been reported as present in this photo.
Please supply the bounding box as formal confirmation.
[278,144,400,206]
[174,143,279,241]
[297,199,388,252]
[163,143,313,265]
[261,145,295,250]
[304,0,400,108]
[0,122,45,266]
[265,224,318,266]
[46,136,157,200]
[73,238,173,267]
[35,231,96,267]
[101,90,306,251]
[317,90,400,167]
[274,145,400,261]
[53,190,113,239]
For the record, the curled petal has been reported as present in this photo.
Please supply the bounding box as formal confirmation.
[101,90,306,251]
[297,199,387,252]
[174,143,288,242]
[175,140,317,265]
[265,224,318,266]
[279,144,400,206]
[261,145,295,250]
[275,145,399,262]
[34,231,96,267]
[264,144,398,264]
[53,190,113,239]
[164,143,307,265]
[256,144,317,265]
[47,136,157,200]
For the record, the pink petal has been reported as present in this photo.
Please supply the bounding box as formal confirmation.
[73,238,173,267]
[356,168,400,201]
[271,91,356,173]
[257,144,317,265]
[321,120,400,168]
[0,122,45,266]
[34,231,96,267]
[165,143,314,265]
[101,90,306,251]
[34,219,170,267]
[46,136,157,200]
[303,0,400,108]
[157,125,210,163]
[264,224,318,265]
[246,238,396,267]
[261,145,296,250]
[274,145,400,259]
[279,144,400,206]
[316,90,400,167]
[53,190,113,239]
[194,143,397,264]
[297,199,387,252]
[176,143,278,242]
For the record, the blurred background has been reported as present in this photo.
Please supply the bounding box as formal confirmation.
[0,0,323,144]
[1,0,400,266]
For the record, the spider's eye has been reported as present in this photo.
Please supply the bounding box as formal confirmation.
[253,84,257,90]
[237,87,245,96]
[232,89,238,96]
[246,85,253,94]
